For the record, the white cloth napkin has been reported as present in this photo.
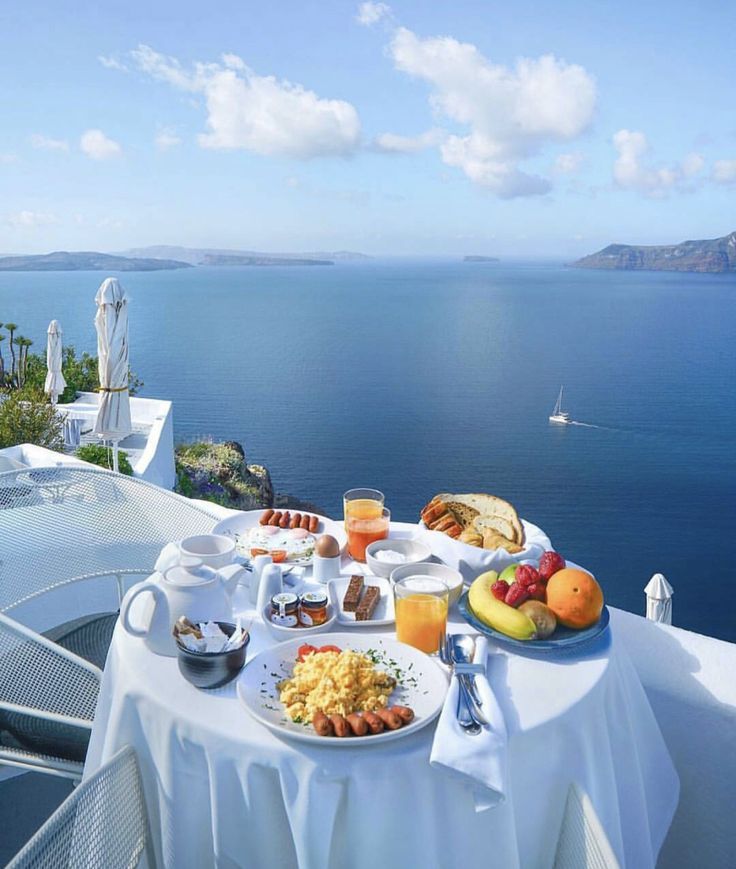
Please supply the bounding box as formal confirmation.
[430,636,508,811]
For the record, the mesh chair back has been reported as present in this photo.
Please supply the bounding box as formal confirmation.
[553,783,621,869]
[0,466,220,612]
[6,745,154,869]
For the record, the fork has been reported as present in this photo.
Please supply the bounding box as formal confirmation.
[440,634,481,735]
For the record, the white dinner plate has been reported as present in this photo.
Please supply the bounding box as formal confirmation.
[329,575,395,627]
[213,509,347,566]
[237,632,447,746]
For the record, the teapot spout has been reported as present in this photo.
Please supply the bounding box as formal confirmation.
[218,563,247,594]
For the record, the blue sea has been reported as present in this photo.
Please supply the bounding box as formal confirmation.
[2,261,735,641]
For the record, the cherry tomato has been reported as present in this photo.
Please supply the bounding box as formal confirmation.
[318,644,342,655]
[270,550,287,564]
[297,644,318,662]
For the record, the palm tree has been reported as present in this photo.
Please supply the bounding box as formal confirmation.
[4,322,17,383]
[0,334,5,383]
[14,336,32,388]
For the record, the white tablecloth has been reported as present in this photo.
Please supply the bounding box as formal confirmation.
[86,533,679,869]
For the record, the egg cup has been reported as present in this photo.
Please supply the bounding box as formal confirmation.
[312,553,342,584]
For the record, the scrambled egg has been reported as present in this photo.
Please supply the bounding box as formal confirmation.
[278,650,396,722]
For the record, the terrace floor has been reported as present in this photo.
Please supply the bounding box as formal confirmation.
[0,772,73,863]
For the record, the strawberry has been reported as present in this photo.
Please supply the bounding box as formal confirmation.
[505,582,530,608]
[539,551,566,581]
[491,579,510,601]
[528,582,546,601]
[516,564,540,587]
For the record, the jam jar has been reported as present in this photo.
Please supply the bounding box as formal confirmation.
[299,591,329,627]
[270,592,299,627]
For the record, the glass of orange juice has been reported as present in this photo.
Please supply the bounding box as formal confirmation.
[394,576,449,655]
[343,489,384,528]
[346,507,390,562]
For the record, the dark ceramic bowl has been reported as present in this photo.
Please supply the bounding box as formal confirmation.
[175,621,249,689]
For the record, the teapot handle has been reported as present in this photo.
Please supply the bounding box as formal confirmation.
[121,580,167,638]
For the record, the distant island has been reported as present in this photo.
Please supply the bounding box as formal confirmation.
[464,255,500,263]
[118,245,369,265]
[0,251,191,272]
[202,254,333,267]
[573,231,736,273]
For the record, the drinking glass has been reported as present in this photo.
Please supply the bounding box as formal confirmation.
[343,488,385,530]
[346,507,390,562]
[393,576,449,655]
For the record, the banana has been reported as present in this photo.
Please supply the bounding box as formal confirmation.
[468,571,537,641]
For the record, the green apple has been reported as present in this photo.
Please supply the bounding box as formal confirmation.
[499,563,520,584]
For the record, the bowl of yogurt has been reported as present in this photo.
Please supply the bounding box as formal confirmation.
[365,538,433,578]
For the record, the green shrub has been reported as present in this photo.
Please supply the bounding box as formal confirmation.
[23,346,143,401]
[75,443,133,475]
[0,389,63,450]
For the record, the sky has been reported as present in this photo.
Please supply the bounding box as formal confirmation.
[1,0,734,257]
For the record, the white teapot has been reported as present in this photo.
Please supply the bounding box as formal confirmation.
[120,535,245,657]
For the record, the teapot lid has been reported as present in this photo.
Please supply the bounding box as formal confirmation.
[163,560,218,587]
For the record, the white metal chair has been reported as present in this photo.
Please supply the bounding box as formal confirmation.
[0,466,220,779]
[553,783,621,869]
[6,745,156,869]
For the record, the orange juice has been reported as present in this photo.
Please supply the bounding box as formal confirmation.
[346,508,389,561]
[395,593,448,654]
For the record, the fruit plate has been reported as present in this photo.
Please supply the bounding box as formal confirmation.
[237,632,447,746]
[458,591,610,653]
[213,509,347,567]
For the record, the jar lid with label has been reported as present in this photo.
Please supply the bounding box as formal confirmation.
[300,591,329,610]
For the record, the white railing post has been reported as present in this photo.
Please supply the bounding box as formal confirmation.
[644,573,673,625]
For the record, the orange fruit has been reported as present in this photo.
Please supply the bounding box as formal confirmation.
[545,568,603,629]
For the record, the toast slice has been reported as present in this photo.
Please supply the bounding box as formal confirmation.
[472,514,518,544]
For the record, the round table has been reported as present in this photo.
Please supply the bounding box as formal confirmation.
[86,533,678,869]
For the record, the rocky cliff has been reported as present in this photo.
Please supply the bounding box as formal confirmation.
[175,440,324,514]
[573,231,736,273]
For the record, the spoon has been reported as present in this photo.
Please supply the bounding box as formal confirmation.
[450,635,488,725]
[440,634,481,735]
[451,634,483,706]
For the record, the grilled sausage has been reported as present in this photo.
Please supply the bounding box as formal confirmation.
[300,514,311,530]
[346,713,368,737]
[290,512,302,530]
[309,515,319,533]
[312,711,333,737]
[260,509,274,525]
[269,511,282,527]
[376,708,403,730]
[362,711,385,734]
[279,511,291,529]
[391,706,415,724]
[330,715,350,737]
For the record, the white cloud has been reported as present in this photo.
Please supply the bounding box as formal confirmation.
[30,133,69,152]
[98,54,128,72]
[0,153,17,164]
[155,127,182,151]
[388,28,596,198]
[712,159,736,184]
[612,130,704,197]
[80,129,122,160]
[131,44,361,159]
[554,151,584,174]
[356,2,391,26]
[6,210,58,228]
[373,128,443,153]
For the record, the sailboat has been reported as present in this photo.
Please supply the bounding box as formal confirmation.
[549,386,571,424]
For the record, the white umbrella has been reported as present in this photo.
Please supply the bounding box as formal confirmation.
[93,277,132,473]
[644,573,673,625]
[43,319,66,405]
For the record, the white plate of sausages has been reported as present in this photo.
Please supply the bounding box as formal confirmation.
[213,508,348,566]
[237,632,448,746]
